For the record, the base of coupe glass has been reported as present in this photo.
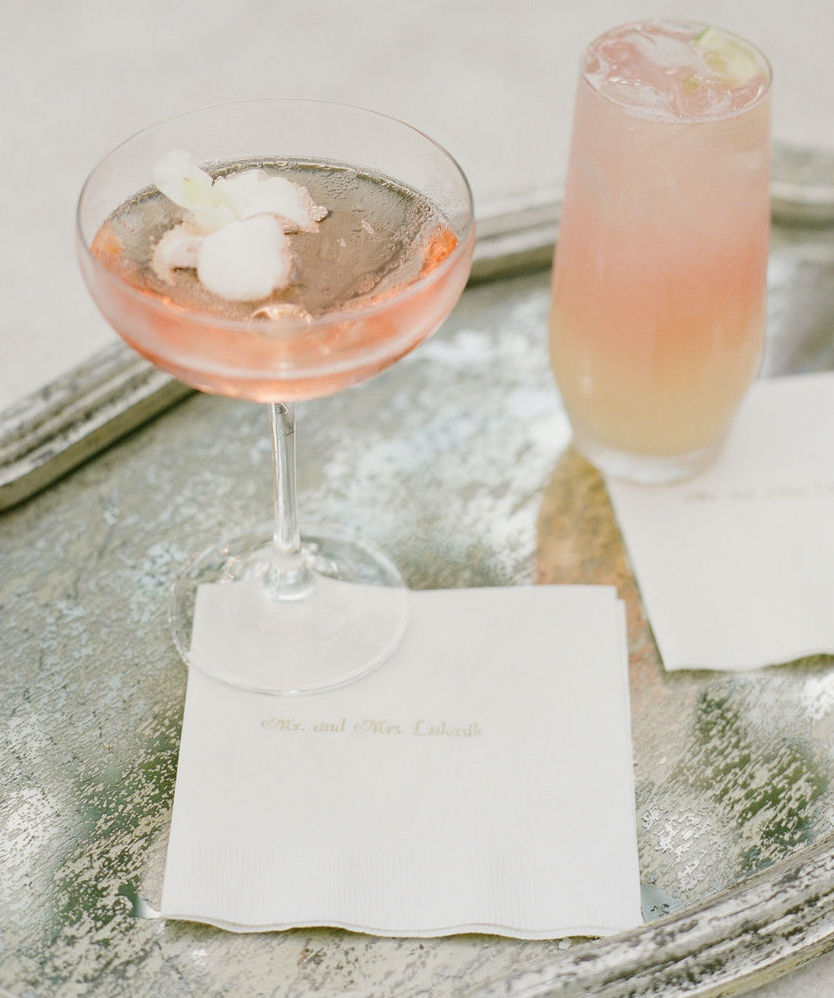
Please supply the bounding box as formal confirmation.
[171,522,408,695]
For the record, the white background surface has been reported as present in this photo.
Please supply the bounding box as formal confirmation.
[5,1,834,993]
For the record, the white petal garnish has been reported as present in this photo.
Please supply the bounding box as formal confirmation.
[152,150,235,233]
[151,220,203,284]
[153,149,214,207]
[151,151,329,301]
[197,215,292,301]
[190,201,237,235]
[215,170,328,232]
[152,150,210,215]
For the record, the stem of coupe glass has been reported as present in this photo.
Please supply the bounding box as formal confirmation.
[266,402,314,599]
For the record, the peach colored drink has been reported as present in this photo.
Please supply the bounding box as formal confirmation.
[85,159,473,403]
[550,21,771,482]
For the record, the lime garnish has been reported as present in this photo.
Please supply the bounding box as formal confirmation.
[694,26,761,82]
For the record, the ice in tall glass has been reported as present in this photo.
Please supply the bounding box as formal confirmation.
[549,21,772,483]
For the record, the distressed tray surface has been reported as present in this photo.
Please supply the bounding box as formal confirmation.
[3,163,834,997]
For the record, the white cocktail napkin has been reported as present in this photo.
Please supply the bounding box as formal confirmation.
[160,584,641,938]
[606,371,834,672]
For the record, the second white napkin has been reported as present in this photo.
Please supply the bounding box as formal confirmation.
[607,371,834,671]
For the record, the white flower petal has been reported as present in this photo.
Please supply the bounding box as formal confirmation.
[152,150,214,213]
[188,201,237,234]
[196,215,292,301]
[215,170,327,232]
[152,151,329,299]
[151,221,204,284]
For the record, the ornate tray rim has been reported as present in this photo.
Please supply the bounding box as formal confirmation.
[474,832,834,996]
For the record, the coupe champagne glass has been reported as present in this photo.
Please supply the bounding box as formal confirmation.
[77,99,474,694]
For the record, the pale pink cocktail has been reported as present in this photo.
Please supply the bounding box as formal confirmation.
[86,158,471,404]
[77,100,474,694]
[550,21,771,482]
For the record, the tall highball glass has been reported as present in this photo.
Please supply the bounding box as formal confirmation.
[550,21,771,483]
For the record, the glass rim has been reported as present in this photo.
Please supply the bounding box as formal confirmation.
[76,97,475,336]
[579,18,773,123]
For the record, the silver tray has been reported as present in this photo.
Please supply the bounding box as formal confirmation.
[2,146,834,997]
